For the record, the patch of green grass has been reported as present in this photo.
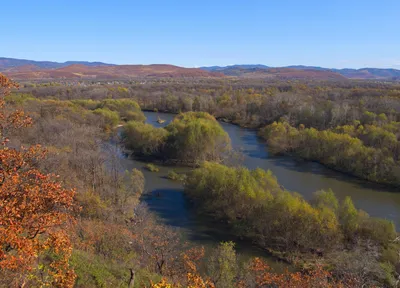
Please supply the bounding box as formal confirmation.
[70,250,162,288]
[70,250,127,288]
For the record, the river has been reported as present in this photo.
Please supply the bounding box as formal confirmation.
[113,111,400,267]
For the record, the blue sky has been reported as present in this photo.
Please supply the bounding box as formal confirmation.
[2,0,400,68]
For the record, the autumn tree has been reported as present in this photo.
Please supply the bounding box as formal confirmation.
[0,74,76,287]
[243,257,354,288]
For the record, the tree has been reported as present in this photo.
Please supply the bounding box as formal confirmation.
[0,74,76,287]
[207,242,237,288]
[123,121,168,156]
[165,112,231,164]
[339,196,359,240]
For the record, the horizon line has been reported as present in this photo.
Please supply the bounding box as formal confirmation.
[1,56,400,71]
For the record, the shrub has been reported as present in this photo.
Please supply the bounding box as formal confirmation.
[165,112,231,164]
[123,121,168,156]
[167,170,186,182]
[145,163,160,172]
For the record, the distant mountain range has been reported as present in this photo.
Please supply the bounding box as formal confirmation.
[1,58,399,80]
[201,64,400,80]
[0,57,113,70]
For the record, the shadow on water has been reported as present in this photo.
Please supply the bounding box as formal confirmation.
[143,188,189,228]
[142,187,288,269]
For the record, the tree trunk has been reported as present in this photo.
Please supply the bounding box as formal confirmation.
[128,268,135,288]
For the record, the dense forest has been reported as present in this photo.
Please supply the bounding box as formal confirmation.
[1,76,400,287]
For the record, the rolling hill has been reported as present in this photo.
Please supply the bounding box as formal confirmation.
[3,63,224,80]
[2,57,400,80]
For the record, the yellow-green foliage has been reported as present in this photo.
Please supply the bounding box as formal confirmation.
[165,112,231,163]
[71,250,127,288]
[185,162,278,221]
[124,121,168,156]
[99,99,145,122]
[145,163,160,172]
[99,99,141,111]
[93,108,120,129]
[260,120,400,185]
[5,93,36,105]
[73,98,146,123]
[71,250,161,288]
[123,112,231,164]
[124,110,146,122]
[185,163,396,252]
[71,99,100,110]
[167,170,186,182]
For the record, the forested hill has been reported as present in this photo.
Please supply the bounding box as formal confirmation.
[201,65,400,80]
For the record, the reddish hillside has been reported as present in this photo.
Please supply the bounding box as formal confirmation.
[4,64,224,80]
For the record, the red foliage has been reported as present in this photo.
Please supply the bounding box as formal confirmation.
[247,258,353,288]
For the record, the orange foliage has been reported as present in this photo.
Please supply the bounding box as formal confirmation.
[246,258,353,288]
[151,256,354,288]
[150,247,215,288]
[0,74,76,287]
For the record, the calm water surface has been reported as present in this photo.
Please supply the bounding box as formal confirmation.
[111,111,400,267]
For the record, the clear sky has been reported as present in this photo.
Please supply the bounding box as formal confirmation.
[2,0,400,68]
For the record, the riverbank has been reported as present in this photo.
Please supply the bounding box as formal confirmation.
[144,109,400,189]
[139,112,400,227]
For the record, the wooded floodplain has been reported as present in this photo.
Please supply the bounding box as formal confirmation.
[1,77,400,287]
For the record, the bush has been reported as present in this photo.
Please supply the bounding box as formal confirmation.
[145,163,159,172]
[165,112,231,164]
[167,170,186,182]
[123,121,168,156]
[99,99,145,122]
[124,110,146,122]
[93,108,120,129]
[70,250,126,288]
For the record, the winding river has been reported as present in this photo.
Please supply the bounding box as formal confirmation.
[113,111,400,267]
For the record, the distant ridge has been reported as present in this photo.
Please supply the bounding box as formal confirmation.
[201,65,400,80]
[0,57,113,70]
[1,58,399,80]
